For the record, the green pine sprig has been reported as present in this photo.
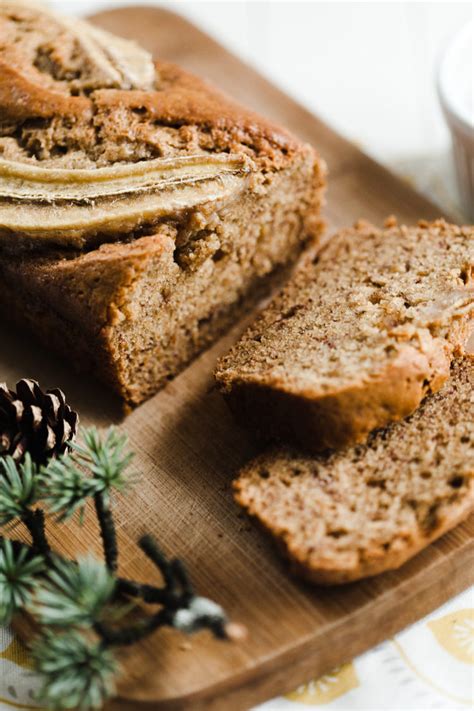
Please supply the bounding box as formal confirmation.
[32,555,116,627]
[70,427,132,506]
[0,454,38,524]
[37,426,131,523]
[0,539,44,625]
[0,423,235,710]
[32,631,118,711]
[37,455,95,523]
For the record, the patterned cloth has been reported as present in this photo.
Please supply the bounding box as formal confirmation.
[0,587,472,709]
[258,587,474,710]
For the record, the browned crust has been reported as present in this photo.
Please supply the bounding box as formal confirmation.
[0,53,312,168]
[0,61,91,119]
[220,338,454,452]
[98,60,304,161]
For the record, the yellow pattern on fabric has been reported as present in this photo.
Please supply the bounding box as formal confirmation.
[285,663,359,705]
[392,639,473,706]
[0,636,33,670]
[0,697,38,710]
[428,609,474,664]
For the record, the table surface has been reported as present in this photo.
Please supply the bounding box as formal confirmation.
[0,3,472,710]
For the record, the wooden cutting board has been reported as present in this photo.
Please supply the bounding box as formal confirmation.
[3,6,472,710]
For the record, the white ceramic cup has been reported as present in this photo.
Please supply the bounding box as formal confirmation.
[437,22,474,222]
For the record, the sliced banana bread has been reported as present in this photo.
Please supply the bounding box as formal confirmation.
[234,358,474,584]
[0,2,325,405]
[216,219,473,451]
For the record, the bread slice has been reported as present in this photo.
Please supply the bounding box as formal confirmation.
[216,219,473,450]
[234,358,474,584]
[0,3,325,405]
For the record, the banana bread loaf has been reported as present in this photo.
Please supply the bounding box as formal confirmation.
[234,358,474,584]
[216,219,473,451]
[0,1,326,405]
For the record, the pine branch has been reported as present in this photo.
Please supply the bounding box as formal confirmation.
[169,558,194,603]
[32,555,117,629]
[0,423,240,711]
[0,539,44,625]
[0,454,38,524]
[32,631,117,711]
[137,536,196,606]
[94,608,171,647]
[1,535,185,608]
[94,493,118,574]
[139,535,176,591]
[21,508,51,560]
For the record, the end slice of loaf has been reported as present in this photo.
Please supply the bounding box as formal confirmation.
[216,219,474,451]
[234,358,474,584]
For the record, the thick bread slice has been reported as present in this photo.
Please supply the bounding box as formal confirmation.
[216,219,474,451]
[234,358,474,584]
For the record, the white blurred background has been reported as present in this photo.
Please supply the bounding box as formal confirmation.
[49,0,472,221]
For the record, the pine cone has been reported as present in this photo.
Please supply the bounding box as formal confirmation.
[0,379,79,465]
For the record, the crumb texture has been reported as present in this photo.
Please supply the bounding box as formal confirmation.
[216,219,474,450]
[234,358,474,583]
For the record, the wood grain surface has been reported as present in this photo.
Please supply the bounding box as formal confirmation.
[4,6,473,710]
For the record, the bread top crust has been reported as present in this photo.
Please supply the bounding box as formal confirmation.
[234,357,474,583]
[0,2,322,250]
[0,2,304,168]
